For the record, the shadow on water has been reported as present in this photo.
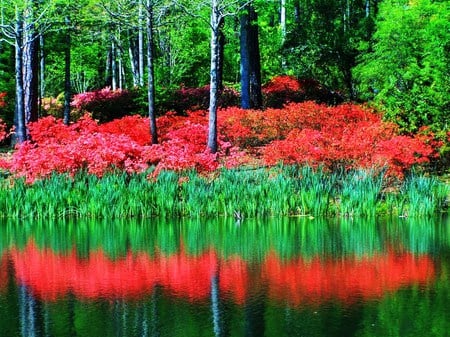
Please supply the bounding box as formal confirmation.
[0,215,449,337]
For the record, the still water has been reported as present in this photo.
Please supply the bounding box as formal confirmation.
[0,216,448,337]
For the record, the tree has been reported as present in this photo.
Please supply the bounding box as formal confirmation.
[22,0,39,125]
[146,0,158,144]
[239,0,262,109]
[176,0,250,153]
[62,14,71,125]
[354,0,450,132]
[282,0,377,98]
[0,0,48,143]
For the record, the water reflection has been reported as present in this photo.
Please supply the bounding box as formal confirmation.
[0,216,448,337]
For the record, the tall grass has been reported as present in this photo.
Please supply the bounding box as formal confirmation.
[0,166,447,219]
[402,174,449,217]
[338,169,384,217]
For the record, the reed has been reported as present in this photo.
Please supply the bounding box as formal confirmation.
[0,166,447,219]
[338,169,383,217]
[402,174,449,217]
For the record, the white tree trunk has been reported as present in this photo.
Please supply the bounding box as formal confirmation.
[207,0,221,153]
[139,0,145,86]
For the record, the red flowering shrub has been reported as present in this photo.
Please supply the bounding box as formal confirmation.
[0,118,7,143]
[262,76,343,108]
[1,97,441,182]
[0,92,7,109]
[219,102,383,148]
[259,103,439,177]
[262,75,305,108]
[99,115,151,146]
[4,113,245,182]
[71,87,141,122]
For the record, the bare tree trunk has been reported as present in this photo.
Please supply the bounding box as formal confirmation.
[129,31,140,86]
[147,0,158,144]
[240,7,250,109]
[111,39,117,90]
[23,31,39,125]
[207,0,221,154]
[105,48,111,87]
[294,0,301,23]
[14,10,26,144]
[39,34,44,117]
[139,0,145,86]
[23,1,39,125]
[240,3,262,109]
[117,28,124,90]
[248,6,262,108]
[63,16,71,125]
[280,0,286,69]
[217,20,225,91]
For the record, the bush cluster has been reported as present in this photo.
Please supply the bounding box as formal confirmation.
[71,87,144,122]
[262,75,344,108]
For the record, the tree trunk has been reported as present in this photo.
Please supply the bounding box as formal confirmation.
[14,10,26,145]
[63,16,71,125]
[240,7,250,109]
[248,7,262,108]
[294,0,301,24]
[23,30,39,125]
[39,34,44,117]
[23,2,39,126]
[240,3,262,109]
[207,0,221,154]
[129,31,140,87]
[117,28,124,90]
[139,0,145,87]
[217,19,225,91]
[147,0,158,144]
[111,39,117,90]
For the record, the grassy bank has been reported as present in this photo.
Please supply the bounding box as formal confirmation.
[1,165,448,219]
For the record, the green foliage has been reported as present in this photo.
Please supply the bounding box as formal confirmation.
[0,166,447,219]
[354,0,450,132]
[282,0,374,97]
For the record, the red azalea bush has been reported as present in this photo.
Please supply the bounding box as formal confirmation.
[259,103,439,177]
[262,75,305,108]
[0,118,7,143]
[0,98,442,182]
[0,92,7,109]
[71,87,142,122]
[219,102,382,148]
[262,76,344,108]
[99,115,151,146]
[3,113,243,182]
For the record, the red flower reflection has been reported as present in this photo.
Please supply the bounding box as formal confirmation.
[10,242,434,305]
[0,253,8,293]
[262,251,435,305]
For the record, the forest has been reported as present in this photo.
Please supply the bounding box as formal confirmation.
[0,0,447,129]
[0,0,449,217]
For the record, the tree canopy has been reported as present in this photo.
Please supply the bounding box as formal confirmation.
[0,0,448,133]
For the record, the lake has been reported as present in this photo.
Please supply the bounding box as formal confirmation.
[0,216,449,337]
